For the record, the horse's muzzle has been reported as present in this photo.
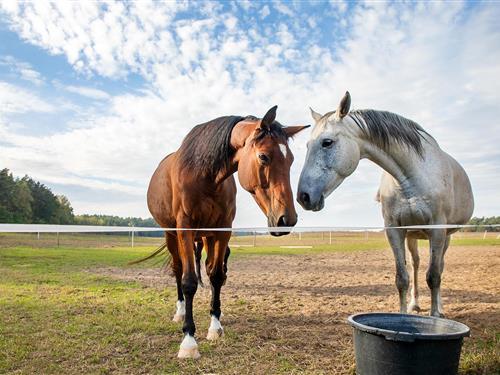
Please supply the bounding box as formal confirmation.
[297,191,325,211]
[269,214,296,237]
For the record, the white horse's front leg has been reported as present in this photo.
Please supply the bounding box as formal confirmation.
[427,229,447,318]
[407,237,421,313]
[386,228,409,314]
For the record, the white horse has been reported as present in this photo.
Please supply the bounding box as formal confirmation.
[297,92,474,317]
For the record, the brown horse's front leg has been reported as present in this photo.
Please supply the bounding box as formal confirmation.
[194,241,204,287]
[176,228,200,359]
[205,232,231,341]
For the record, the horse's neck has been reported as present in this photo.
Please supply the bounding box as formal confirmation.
[215,121,257,184]
[359,138,428,198]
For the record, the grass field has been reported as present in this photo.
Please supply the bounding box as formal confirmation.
[0,233,498,374]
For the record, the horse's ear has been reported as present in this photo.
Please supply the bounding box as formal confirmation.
[284,125,311,139]
[310,107,322,122]
[337,91,351,119]
[260,105,277,130]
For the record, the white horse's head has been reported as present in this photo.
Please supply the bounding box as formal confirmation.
[297,91,361,211]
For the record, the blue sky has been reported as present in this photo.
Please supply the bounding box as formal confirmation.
[0,1,499,227]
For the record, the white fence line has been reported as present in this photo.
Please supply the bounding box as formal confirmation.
[0,223,499,233]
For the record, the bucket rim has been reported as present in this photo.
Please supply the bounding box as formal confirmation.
[347,312,470,342]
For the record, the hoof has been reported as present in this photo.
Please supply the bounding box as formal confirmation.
[431,311,445,318]
[178,335,200,359]
[172,313,185,323]
[408,303,421,313]
[206,315,224,341]
[177,346,201,359]
[206,327,224,341]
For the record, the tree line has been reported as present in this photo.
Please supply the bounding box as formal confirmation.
[0,169,159,233]
[1,167,498,232]
[465,216,500,232]
[0,168,73,224]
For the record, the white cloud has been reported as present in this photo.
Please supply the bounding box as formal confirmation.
[63,85,110,100]
[0,2,183,78]
[0,1,499,226]
[0,81,54,113]
[273,1,295,17]
[0,56,44,85]
[260,5,270,19]
[329,0,347,14]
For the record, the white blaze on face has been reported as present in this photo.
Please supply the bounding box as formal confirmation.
[279,143,287,158]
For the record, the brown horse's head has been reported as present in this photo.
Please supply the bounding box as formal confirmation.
[234,106,309,236]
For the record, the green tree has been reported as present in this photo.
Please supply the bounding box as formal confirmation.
[11,179,33,222]
[53,195,74,224]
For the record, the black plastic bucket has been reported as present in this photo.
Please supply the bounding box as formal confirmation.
[348,313,470,375]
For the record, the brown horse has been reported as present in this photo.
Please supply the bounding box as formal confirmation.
[147,106,308,359]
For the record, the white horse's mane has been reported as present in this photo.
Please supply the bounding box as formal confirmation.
[348,109,431,157]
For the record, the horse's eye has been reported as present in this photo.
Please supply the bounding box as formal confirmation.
[322,139,334,148]
[258,154,270,164]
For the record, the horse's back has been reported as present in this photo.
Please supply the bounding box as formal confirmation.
[147,151,238,230]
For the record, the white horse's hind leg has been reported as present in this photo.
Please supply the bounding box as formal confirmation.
[386,228,409,314]
[177,334,200,359]
[407,237,421,313]
[206,315,224,341]
[172,300,185,323]
[427,229,447,318]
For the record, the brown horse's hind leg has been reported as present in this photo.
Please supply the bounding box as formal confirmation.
[167,234,185,323]
[176,228,200,359]
[205,232,231,341]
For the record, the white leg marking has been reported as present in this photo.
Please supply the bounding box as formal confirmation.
[279,143,287,158]
[172,300,185,323]
[206,315,224,341]
[178,334,200,359]
[409,294,421,313]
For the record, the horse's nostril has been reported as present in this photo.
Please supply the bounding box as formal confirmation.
[300,192,310,204]
[277,216,286,227]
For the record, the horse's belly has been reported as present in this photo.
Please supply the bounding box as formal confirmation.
[383,196,433,227]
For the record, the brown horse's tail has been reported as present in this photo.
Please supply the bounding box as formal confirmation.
[128,241,171,267]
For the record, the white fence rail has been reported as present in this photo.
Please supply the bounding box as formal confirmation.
[1,223,499,233]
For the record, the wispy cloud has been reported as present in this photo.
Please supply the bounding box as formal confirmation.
[273,1,295,17]
[0,81,54,113]
[0,55,44,85]
[63,85,110,100]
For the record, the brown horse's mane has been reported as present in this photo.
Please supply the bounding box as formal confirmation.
[178,115,286,179]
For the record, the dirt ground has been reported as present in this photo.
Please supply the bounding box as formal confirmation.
[93,245,500,374]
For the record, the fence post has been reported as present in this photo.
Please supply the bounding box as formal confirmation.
[57,232,59,247]
[483,230,487,240]
[131,228,135,248]
[253,232,256,247]
[329,231,332,245]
